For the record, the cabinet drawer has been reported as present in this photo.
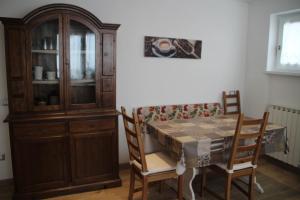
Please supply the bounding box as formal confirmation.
[13,122,66,138]
[70,118,115,133]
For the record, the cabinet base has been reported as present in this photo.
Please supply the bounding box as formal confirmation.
[13,178,122,199]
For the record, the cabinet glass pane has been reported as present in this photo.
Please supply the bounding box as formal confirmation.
[69,20,96,104]
[31,19,60,106]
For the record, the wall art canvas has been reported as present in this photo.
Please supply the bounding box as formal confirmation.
[144,36,202,59]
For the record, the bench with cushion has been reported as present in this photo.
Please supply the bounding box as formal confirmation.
[136,103,223,129]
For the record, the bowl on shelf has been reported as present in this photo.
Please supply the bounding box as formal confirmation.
[47,71,56,80]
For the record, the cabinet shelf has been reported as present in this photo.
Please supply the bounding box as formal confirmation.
[32,80,59,84]
[32,49,58,54]
[71,79,95,83]
[71,79,95,86]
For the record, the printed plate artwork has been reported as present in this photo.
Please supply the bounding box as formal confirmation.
[144,36,202,59]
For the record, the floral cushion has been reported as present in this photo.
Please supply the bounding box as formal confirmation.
[136,103,223,132]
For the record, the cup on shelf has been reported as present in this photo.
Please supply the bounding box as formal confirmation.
[34,66,43,80]
[47,71,56,80]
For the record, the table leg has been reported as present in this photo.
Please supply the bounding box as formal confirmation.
[239,176,264,194]
[254,176,264,193]
[183,167,198,200]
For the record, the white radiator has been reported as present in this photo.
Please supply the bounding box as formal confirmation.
[268,105,300,168]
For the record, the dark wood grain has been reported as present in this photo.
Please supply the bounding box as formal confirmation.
[4,25,27,113]
[222,90,241,115]
[102,92,114,108]
[22,4,120,30]
[69,118,115,133]
[1,3,120,199]
[70,131,114,185]
[102,33,114,76]
[13,121,66,137]
[5,27,25,79]
[13,134,69,192]
[102,78,113,92]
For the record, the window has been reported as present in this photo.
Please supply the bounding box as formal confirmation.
[267,10,300,76]
[277,13,300,68]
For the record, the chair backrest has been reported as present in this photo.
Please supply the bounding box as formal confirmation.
[121,106,148,172]
[227,112,269,170]
[222,90,241,115]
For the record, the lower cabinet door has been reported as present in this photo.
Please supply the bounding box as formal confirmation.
[14,136,69,192]
[70,131,115,185]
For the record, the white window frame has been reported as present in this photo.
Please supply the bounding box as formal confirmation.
[266,9,300,76]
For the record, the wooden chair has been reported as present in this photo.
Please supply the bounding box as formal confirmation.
[201,112,269,200]
[223,90,241,115]
[121,106,183,200]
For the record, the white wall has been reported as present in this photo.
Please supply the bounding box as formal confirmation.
[0,0,249,179]
[0,22,13,180]
[244,0,300,118]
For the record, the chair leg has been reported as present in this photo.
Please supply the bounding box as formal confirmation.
[248,170,255,200]
[200,167,207,197]
[142,176,148,200]
[128,167,135,200]
[158,181,164,193]
[225,174,232,200]
[177,175,184,200]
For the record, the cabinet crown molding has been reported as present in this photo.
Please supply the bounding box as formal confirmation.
[1,4,120,30]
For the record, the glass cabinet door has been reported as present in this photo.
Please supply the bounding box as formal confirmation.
[68,20,97,106]
[31,19,61,109]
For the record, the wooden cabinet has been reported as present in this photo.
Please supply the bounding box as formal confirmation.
[1,4,120,199]
[69,118,118,185]
[13,122,69,192]
[4,23,28,113]
[71,132,114,184]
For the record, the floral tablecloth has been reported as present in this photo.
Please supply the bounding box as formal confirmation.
[146,114,286,169]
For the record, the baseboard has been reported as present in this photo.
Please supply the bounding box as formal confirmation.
[13,178,121,199]
[262,155,300,174]
[0,178,13,186]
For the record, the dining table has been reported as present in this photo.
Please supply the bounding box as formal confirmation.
[146,114,286,200]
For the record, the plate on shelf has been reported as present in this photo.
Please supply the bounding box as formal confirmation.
[71,79,95,83]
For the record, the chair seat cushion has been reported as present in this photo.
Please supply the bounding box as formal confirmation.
[131,152,176,175]
[216,161,257,174]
